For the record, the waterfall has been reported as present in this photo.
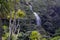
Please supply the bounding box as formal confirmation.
[29,5,33,11]
[29,4,41,26]
[33,12,41,26]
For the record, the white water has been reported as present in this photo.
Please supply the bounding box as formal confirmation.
[33,12,41,26]
[29,4,41,26]
[29,5,33,11]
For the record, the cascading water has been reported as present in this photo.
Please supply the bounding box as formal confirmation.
[29,4,41,26]
[33,12,41,26]
[28,3,47,35]
[28,3,49,36]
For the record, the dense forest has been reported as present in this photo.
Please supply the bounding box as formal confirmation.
[0,0,60,40]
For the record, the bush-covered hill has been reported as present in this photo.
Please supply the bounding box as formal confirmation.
[0,0,60,40]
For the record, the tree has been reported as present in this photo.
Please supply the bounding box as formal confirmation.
[0,0,11,18]
[0,0,20,18]
[7,9,26,19]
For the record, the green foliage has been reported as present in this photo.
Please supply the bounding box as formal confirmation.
[16,9,26,18]
[42,38,47,40]
[0,0,13,18]
[0,0,20,18]
[2,25,19,40]
[2,32,19,40]
[2,25,9,40]
[51,36,60,40]
[55,28,60,36]
[29,31,42,40]
[7,9,26,19]
[17,32,25,40]
[11,33,19,40]
[0,0,9,18]
[2,32,9,40]
[1,0,60,40]
[7,11,15,19]
[2,25,8,30]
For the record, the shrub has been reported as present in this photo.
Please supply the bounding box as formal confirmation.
[51,36,60,40]
[29,31,42,40]
[7,9,26,19]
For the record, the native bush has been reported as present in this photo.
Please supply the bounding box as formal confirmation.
[51,36,60,40]
[29,31,42,40]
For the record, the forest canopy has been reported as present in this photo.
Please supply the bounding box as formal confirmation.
[0,0,60,40]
